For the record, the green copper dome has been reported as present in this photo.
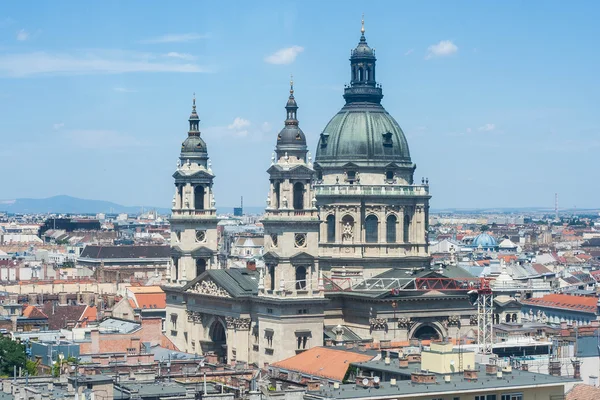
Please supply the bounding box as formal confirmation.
[315,106,411,165]
[314,25,412,168]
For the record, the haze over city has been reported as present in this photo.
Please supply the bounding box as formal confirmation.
[1,1,598,210]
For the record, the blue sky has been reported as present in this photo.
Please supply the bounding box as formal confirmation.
[1,1,599,210]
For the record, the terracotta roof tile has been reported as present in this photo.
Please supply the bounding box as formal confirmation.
[127,286,164,294]
[22,305,48,319]
[531,263,552,275]
[567,384,600,400]
[134,293,166,309]
[523,294,598,313]
[271,347,374,381]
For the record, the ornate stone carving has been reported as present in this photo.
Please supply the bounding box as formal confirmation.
[369,318,388,332]
[225,316,236,329]
[191,279,231,298]
[187,310,203,323]
[224,317,251,330]
[470,314,478,326]
[235,318,251,331]
[445,314,461,327]
[397,316,412,330]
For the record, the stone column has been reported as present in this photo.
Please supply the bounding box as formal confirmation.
[398,207,405,243]
[234,318,251,364]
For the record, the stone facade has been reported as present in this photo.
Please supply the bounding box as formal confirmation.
[168,97,219,285]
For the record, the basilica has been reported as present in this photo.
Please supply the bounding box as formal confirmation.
[163,22,476,367]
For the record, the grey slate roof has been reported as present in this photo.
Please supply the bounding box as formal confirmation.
[184,268,259,298]
[309,363,575,399]
[80,245,170,259]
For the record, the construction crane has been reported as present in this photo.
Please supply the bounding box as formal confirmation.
[469,278,494,355]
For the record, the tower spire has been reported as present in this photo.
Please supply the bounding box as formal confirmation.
[361,13,365,36]
[188,93,200,135]
[285,76,298,126]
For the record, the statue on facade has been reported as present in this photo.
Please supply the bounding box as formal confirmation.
[177,159,181,169]
[282,196,288,209]
[342,221,353,241]
[172,195,176,208]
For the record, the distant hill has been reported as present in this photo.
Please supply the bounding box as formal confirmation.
[0,195,171,215]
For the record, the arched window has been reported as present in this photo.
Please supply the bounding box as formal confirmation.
[358,67,363,81]
[295,266,307,290]
[505,314,511,323]
[269,265,275,291]
[274,182,281,209]
[512,313,517,322]
[173,257,179,281]
[177,185,183,208]
[194,185,205,210]
[293,182,304,210]
[365,215,378,243]
[365,68,369,81]
[326,214,336,243]
[196,259,206,276]
[386,215,397,243]
[403,215,411,243]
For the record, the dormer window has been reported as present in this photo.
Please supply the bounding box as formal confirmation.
[346,170,357,184]
[382,132,393,147]
[278,134,282,141]
[295,133,302,140]
[320,133,329,148]
[386,170,394,182]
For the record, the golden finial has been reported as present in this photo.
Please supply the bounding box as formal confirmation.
[361,13,365,35]
[290,74,294,95]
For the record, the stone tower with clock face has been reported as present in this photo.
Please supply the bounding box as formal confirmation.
[260,80,327,364]
[168,97,219,285]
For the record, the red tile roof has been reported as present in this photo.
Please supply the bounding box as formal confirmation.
[566,384,600,400]
[531,263,552,275]
[271,347,374,382]
[22,305,48,319]
[523,294,598,313]
[133,293,166,309]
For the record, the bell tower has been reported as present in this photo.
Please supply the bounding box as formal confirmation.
[168,95,219,285]
[259,79,326,365]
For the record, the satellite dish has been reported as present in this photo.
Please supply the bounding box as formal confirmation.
[373,376,380,384]
[362,378,369,386]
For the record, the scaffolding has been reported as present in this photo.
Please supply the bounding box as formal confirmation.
[476,279,494,355]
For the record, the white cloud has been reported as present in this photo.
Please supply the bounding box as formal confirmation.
[404,49,414,56]
[52,122,64,130]
[227,117,251,137]
[164,52,196,60]
[16,29,29,41]
[478,123,495,132]
[140,33,209,44]
[0,51,211,77]
[265,46,304,65]
[113,87,137,93]
[425,40,458,59]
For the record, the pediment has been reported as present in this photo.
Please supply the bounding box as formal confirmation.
[184,276,232,298]
[384,162,400,170]
[170,246,183,256]
[267,164,315,177]
[263,251,281,263]
[342,162,359,169]
[173,169,215,180]
[191,246,215,257]
[289,251,315,264]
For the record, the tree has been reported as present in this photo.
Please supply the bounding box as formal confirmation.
[480,225,490,232]
[0,337,26,376]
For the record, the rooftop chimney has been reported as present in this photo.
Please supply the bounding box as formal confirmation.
[549,360,561,376]
[463,368,478,381]
[572,360,581,380]
[411,371,436,384]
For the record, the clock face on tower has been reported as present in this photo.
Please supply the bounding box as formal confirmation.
[196,230,206,242]
[294,233,307,248]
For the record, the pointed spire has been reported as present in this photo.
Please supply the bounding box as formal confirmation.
[285,76,298,126]
[188,93,200,135]
[360,13,366,42]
